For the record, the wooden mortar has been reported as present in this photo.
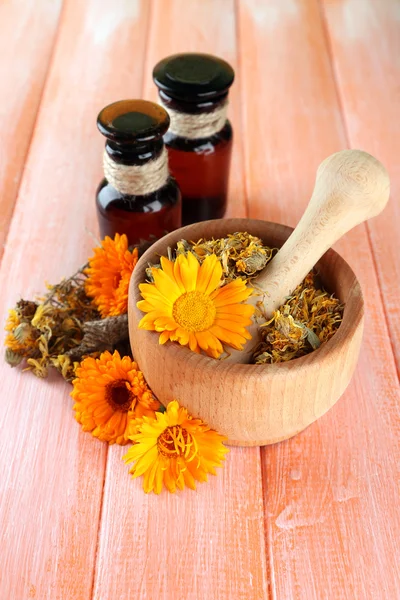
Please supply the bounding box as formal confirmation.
[128,150,389,446]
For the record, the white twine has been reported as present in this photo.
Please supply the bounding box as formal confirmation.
[103,146,169,195]
[160,99,228,140]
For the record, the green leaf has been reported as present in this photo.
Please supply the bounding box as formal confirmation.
[304,326,321,350]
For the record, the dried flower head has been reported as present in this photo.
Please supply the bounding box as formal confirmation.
[146,232,275,284]
[6,269,101,379]
[85,233,138,317]
[4,235,134,380]
[123,399,229,494]
[253,272,343,363]
[5,309,35,354]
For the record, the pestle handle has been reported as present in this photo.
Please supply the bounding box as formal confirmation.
[224,149,389,364]
[255,149,390,317]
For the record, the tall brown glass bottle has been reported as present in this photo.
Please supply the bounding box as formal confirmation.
[153,53,234,226]
[96,99,181,248]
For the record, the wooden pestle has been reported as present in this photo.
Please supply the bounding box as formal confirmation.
[228,149,390,364]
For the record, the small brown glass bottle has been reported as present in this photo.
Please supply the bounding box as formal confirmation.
[153,53,234,226]
[96,100,181,248]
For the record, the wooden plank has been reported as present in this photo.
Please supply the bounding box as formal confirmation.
[238,0,400,598]
[0,0,62,260]
[0,1,150,598]
[321,0,400,372]
[94,446,268,600]
[92,1,269,599]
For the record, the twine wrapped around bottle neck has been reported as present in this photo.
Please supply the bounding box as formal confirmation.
[160,99,228,140]
[103,147,169,195]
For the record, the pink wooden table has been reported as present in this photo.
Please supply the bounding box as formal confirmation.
[1,1,399,598]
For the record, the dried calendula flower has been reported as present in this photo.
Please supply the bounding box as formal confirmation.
[253,272,343,364]
[13,268,101,378]
[5,308,37,355]
[3,237,132,381]
[188,232,275,282]
[26,357,49,378]
[5,348,24,367]
[146,232,275,284]
[51,354,80,381]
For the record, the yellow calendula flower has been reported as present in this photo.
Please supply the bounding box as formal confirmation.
[71,350,160,445]
[123,400,229,494]
[85,233,138,318]
[137,253,255,358]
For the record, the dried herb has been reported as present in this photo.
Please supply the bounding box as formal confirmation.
[65,314,129,361]
[146,232,343,363]
[253,272,343,364]
[146,232,275,284]
[4,268,130,381]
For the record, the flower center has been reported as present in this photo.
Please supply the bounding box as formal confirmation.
[113,272,122,289]
[105,379,134,412]
[157,426,197,460]
[172,291,216,332]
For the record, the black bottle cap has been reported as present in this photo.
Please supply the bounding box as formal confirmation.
[97,100,170,143]
[153,53,235,102]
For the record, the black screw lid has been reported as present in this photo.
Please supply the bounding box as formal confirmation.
[153,53,235,102]
[97,100,170,144]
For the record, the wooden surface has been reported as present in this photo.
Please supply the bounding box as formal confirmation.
[0,0,399,598]
[0,0,62,259]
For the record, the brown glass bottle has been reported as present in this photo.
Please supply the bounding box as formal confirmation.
[153,53,234,226]
[96,99,181,248]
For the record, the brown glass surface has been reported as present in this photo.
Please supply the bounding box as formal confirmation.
[164,122,232,225]
[96,177,181,248]
[97,99,169,143]
[154,55,234,225]
[96,99,181,246]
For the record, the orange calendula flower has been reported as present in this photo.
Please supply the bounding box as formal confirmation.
[137,253,255,358]
[85,234,138,317]
[71,350,160,445]
[123,400,229,494]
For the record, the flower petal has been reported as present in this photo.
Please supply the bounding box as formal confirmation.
[160,256,175,281]
[209,325,250,349]
[71,350,157,445]
[151,268,182,301]
[196,254,223,295]
[178,253,199,292]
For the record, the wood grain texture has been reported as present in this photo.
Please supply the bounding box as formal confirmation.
[0,0,62,260]
[0,0,150,598]
[321,0,400,373]
[238,0,400,597]
[92,1,269,598]
[93,445,268,600]
[129,217,364,446]
[1,0,399,597]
